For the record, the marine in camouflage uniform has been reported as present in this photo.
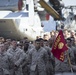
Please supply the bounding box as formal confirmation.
[43,39,54,75]
[28,39,48,75]
[55,38,75,75]
[0,44,11,75]
[7,40,26,75]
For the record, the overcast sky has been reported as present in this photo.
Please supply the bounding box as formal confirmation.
[62,0,76,6]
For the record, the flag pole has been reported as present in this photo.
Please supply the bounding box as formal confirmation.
[67,50,74,74]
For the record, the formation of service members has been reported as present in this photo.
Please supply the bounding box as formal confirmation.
[1,29,76,75]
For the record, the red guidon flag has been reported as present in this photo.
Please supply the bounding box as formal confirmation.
[51,30,68,62]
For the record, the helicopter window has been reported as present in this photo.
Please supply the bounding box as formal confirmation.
[26,29,28,31]
[26,4,28,11]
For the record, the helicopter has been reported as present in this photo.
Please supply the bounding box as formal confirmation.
[0,0,67,40]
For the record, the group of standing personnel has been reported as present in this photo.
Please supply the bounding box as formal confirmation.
[0,37,54,75]
[1,29,76,75]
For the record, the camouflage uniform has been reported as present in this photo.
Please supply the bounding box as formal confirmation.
[73,46,76,64]
[71,64,76,75]
[44,46,54,75]
[0,52,11,75]
[28,47,48,75]
[7,47,26,75]
[55,47,75,75]
[21,53,29,75]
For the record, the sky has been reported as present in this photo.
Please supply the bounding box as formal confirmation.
[62,0,76,6]
[43,0,76,32]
